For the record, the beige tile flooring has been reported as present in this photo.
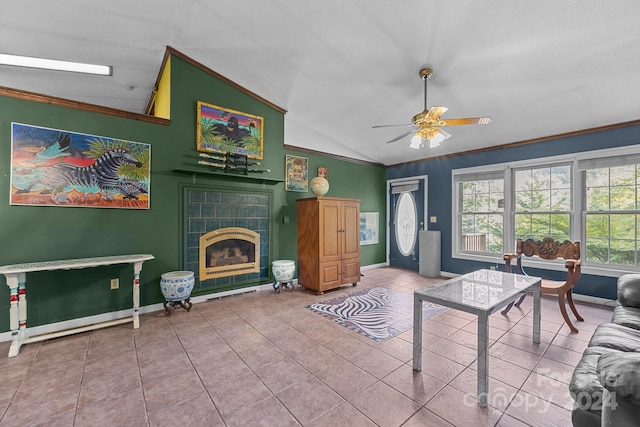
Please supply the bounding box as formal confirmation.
[0,267,613,426]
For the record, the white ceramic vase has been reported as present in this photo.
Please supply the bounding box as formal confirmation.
[160,271,195,301]
[272,260,295,282]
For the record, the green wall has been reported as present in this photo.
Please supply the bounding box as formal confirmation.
[0,54,387,332]
[279,150,387,266]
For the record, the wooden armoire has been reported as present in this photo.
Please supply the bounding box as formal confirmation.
[296,197,361,294]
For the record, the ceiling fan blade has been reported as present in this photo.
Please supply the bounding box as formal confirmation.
[385,129,415,144]
[440,117,492,126]
[372,123,413,129]
[425,106,448,121]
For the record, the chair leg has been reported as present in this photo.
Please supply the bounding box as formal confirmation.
[501,293,527,315]
[514,294,527,308]
[566,289,584,322]
[501,301,515,315]
[558,292,579,333]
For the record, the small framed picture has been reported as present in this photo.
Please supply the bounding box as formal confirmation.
[285,155,308,192]
[360,212,379,245]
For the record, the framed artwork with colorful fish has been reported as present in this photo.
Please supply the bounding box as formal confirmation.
[10,123,151,209]
[196,101,264,159]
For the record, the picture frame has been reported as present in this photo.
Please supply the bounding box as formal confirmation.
[360,212,379,245]
[10,122,151,209]
[196,101,264,159]
[285,154,308,192]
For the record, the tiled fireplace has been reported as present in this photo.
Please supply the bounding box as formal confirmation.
[184,187,270,292]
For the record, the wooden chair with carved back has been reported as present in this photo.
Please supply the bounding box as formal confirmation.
[502,237,584,333]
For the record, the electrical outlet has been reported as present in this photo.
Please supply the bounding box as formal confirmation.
[283,216,290,224]
[430,216,437,223]
[110,278,119,289]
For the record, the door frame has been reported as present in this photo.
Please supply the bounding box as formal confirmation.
[386,174,428,266]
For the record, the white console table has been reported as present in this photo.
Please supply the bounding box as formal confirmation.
[0,254,154,357]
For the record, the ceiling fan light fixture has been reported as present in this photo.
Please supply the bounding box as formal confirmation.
[409,134,423,149]
[429,136,442,148]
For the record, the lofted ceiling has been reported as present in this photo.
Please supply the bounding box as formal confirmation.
[1,1,640,166]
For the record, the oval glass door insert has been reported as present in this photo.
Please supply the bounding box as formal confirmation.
[395,192,417,256]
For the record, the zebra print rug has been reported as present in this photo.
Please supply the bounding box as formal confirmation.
[307,287,447,341]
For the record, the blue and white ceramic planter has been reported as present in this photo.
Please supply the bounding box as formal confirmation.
[272,260,295,293]
[160,271,195,302]
[272,260,295,282]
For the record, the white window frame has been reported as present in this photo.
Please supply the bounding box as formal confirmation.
[453,169,506,259]
[512,161,573,243]
[451,144,640,278]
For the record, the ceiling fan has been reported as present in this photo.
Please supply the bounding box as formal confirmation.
[373,68,491,149]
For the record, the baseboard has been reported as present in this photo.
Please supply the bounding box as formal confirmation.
[362,262,388,270]
[0,280,285,344]
[571,293,616,307]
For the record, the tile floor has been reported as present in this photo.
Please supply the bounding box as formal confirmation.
[0,267,614,426]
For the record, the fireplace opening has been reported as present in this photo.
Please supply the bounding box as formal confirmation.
[199,227,260,280]
[207,239,255,267]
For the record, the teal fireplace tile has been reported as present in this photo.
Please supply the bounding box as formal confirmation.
[187,232,200,248]
[233,218,247,228]
[215,204,230,217]
[189,190,205,202]
[230,205,243,217]
[219,218,234,228]
[205,218,220,230]
[187,247,199,261]
[201,203,215,217]
[187,203,201,218]
[242,206,257,217]
[189,218,205,232]
[206,192,221,203]
[256,206,268,218]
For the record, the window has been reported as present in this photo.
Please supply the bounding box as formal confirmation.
[513,164,571,242]
[452,146,640,275]
[580,155,640,267]
[455,171,504,255]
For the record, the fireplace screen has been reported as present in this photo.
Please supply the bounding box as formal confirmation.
[199,227,260,280]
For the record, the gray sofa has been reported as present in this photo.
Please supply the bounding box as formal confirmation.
[569,274,640,426]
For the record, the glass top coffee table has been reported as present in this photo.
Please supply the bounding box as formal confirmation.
[412,269,541,407]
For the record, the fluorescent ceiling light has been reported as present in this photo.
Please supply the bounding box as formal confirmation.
[0,53,112,76]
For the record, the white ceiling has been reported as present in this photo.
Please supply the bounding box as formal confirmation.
[2,1,640,165]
